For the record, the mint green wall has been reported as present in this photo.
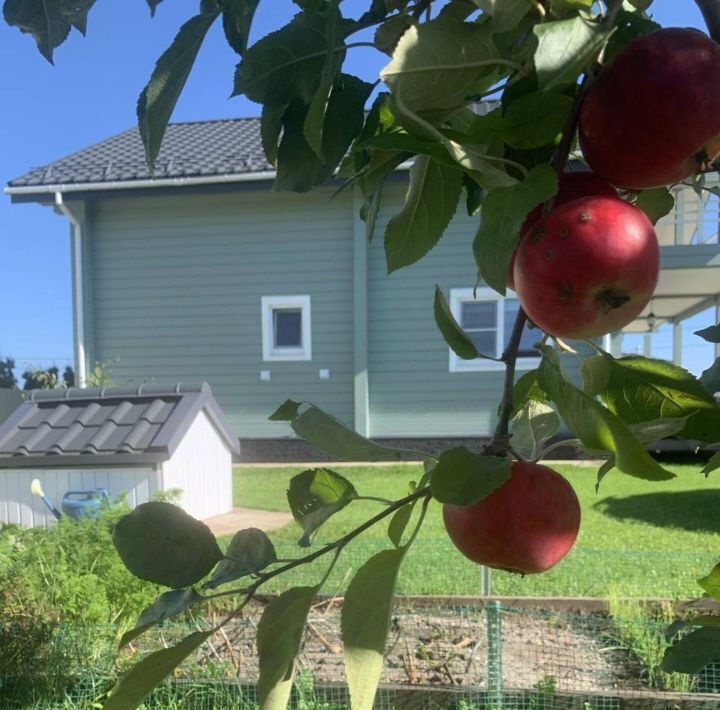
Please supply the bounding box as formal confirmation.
[86,189,355,437]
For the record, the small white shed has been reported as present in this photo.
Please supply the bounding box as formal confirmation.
[0,383,240,528]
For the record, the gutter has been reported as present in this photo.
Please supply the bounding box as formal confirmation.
[55,192,87,388]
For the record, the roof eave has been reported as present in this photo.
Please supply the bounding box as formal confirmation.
[0,452,168,469]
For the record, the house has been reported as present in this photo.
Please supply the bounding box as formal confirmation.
[0,383,239,527]
[5,117,720,457]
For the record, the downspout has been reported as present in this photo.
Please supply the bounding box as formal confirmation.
[55,192,87,388]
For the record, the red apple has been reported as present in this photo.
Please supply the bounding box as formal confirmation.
[443,461,580,575]
[508,172,617,289]
[512,195,659,340]
[579,28,720,189]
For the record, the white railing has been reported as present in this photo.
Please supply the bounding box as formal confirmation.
[655,181,720,247]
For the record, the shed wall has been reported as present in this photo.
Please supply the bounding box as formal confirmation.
[0,466,159,528]
[87,189,355,437]
[161,411,232,520]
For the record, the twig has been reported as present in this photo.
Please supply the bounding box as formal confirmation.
[695,0,720,43]
[307,621,341,654]
[218,626,239,670]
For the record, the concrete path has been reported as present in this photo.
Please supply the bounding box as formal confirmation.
[204,507,293,537]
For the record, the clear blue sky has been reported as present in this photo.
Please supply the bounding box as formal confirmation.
[0,1,714,379]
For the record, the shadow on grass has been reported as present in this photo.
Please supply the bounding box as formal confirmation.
[594,490,720,533]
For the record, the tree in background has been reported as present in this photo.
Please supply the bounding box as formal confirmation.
[0,358,17,389]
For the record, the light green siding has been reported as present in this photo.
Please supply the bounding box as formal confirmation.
[86,189,355,437]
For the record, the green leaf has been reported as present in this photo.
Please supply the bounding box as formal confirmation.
[474,0,531,32]
[583,353,720,444]
[595,456,615,491]
[112,502,223,588]
[430,446,510,505]
[537,347,675,481]
[138,11,219,170]
[533,16,609,89]
[384,155,463,273]
[502,90,573,149]
[703,450,720,477]
[3,0,71,63]
[257,585,319,708]
[261,103,287,166]
[387,503,415,547]
[513,369,548,408]
[473,164,558,295]
[635,188,675,225]
[342,548,407,710]
[286,402,418,461]
[204,528,277,589]
[701,358,720,396]
[287,468,358,546]
[434,285,479,360]
[222,0,260,55]
[120,588,202,649]
[275,75,373,192]
[380,16,502,113]
[60,0,96,36]
[234,10,339,105]
[269,399,302,421]
[374,14,415,55]
[104,630,213,710]
[627,0,653,10]
[629,417,691,444]
[698,563,720,602]
[695,324,720,344]
[511,401,560,461]
[146,0,164,16]
[662,627,720,674]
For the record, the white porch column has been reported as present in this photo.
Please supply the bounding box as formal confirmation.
[715,298,720,361]
[608,331,623,357]
[643,333,652,358]
[672,320,683,366]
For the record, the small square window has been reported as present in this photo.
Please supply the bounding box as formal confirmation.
[261,296,311,361]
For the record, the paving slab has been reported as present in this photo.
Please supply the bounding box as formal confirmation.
[204,507,293,537]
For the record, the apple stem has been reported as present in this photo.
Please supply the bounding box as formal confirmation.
[695,0,720,44]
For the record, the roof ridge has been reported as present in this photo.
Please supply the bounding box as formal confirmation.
[28,382,209,402]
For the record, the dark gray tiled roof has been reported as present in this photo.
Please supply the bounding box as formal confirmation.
[0,383,240,467]
[7,102,501,190]
[7,118,272,188]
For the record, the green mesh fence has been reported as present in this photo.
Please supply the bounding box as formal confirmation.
[3,598,720,709]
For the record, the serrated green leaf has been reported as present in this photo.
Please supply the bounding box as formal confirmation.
[146,0,163,16]
[138,11,219,170]
[473,164,558,294]
[104,630,213,710]
[703,451,720,477]
[701,358,720,397]
[629,417,691,444]
[60,0,96,36]
[257,586,319,708]
[384,155,463,272]
[204,528,277,588]
[695,324,720,344]
[275,74,373,192]
[3,0,71,63]
[120,588,202,649]
[662,627,720,674]
[112,502,223,588]
[533,16,609,89]
[287,468,358,546]
[595,456,615,491]
[434,285,479,360]
[538,347,675,481]
[502,90,573,149]
[430,446,510,505]
[269,399,302,421]
[635,188,675,225]
[234,10,340,105]
[380,16,502,113]
[387,503,415,547]
[511,401,560,461]
[585,353,720,444]
[221,0,260,55]
[513,369,548,408]
[375,14,415,55]
[261,103,287,166]
[698,563,720,602]
[474,0,531,32]
[342,548,407,710]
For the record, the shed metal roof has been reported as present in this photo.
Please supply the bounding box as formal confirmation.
[5,102,501,194]
[0,383,240,467]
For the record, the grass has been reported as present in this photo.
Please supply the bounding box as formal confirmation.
[231,461,720,598]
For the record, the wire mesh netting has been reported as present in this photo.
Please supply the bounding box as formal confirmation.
[2,597,719,709]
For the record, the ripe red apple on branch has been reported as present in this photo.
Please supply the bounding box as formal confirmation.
[512,195,659,340]
[443,462,581,575]
[579,27,720,189]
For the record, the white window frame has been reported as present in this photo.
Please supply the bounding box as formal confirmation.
[261,295,312,362]
[448,288,540,373]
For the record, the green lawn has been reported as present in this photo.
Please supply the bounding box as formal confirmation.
[232,462,720,599]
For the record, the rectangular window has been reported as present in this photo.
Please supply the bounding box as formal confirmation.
[261,296,311,362]
[448,288,540,372]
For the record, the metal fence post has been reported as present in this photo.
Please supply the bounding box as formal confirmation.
[486,600,503,709]
[480,565,492,596]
